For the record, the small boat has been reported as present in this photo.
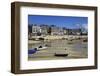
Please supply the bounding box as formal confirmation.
[54,49,68,57]
[37,45,47,50]
[55,53,68,57]
[28,48,38,54]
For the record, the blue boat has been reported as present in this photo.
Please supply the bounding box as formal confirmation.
[28,48,37,54]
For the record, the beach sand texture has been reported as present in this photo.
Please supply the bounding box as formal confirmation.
[28,36,88,61]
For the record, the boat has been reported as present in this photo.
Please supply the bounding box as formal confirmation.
[37,46,47,50]
[55,53,68,57]
[54,49,68,57]
[28,48,38,54]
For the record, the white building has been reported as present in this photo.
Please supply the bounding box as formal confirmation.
[32,24,41,36]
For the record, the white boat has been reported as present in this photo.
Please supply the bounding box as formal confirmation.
[37,46,47,50]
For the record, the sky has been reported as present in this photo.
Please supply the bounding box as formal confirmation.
[28,15,88,29]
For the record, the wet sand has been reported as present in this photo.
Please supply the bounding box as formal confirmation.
[28,37,88,61]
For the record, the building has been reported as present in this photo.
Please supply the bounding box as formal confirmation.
[58,27,64,35]
[51,26,59,35]
[28,24,86,37]
[31,24,50,36]
[63,27,69,35]
[51,25,64,35]
[40,24,49,36]
[66,29,81,35]
[32,24,42,36]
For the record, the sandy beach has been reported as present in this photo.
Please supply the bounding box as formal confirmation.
[28,35,88,61]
